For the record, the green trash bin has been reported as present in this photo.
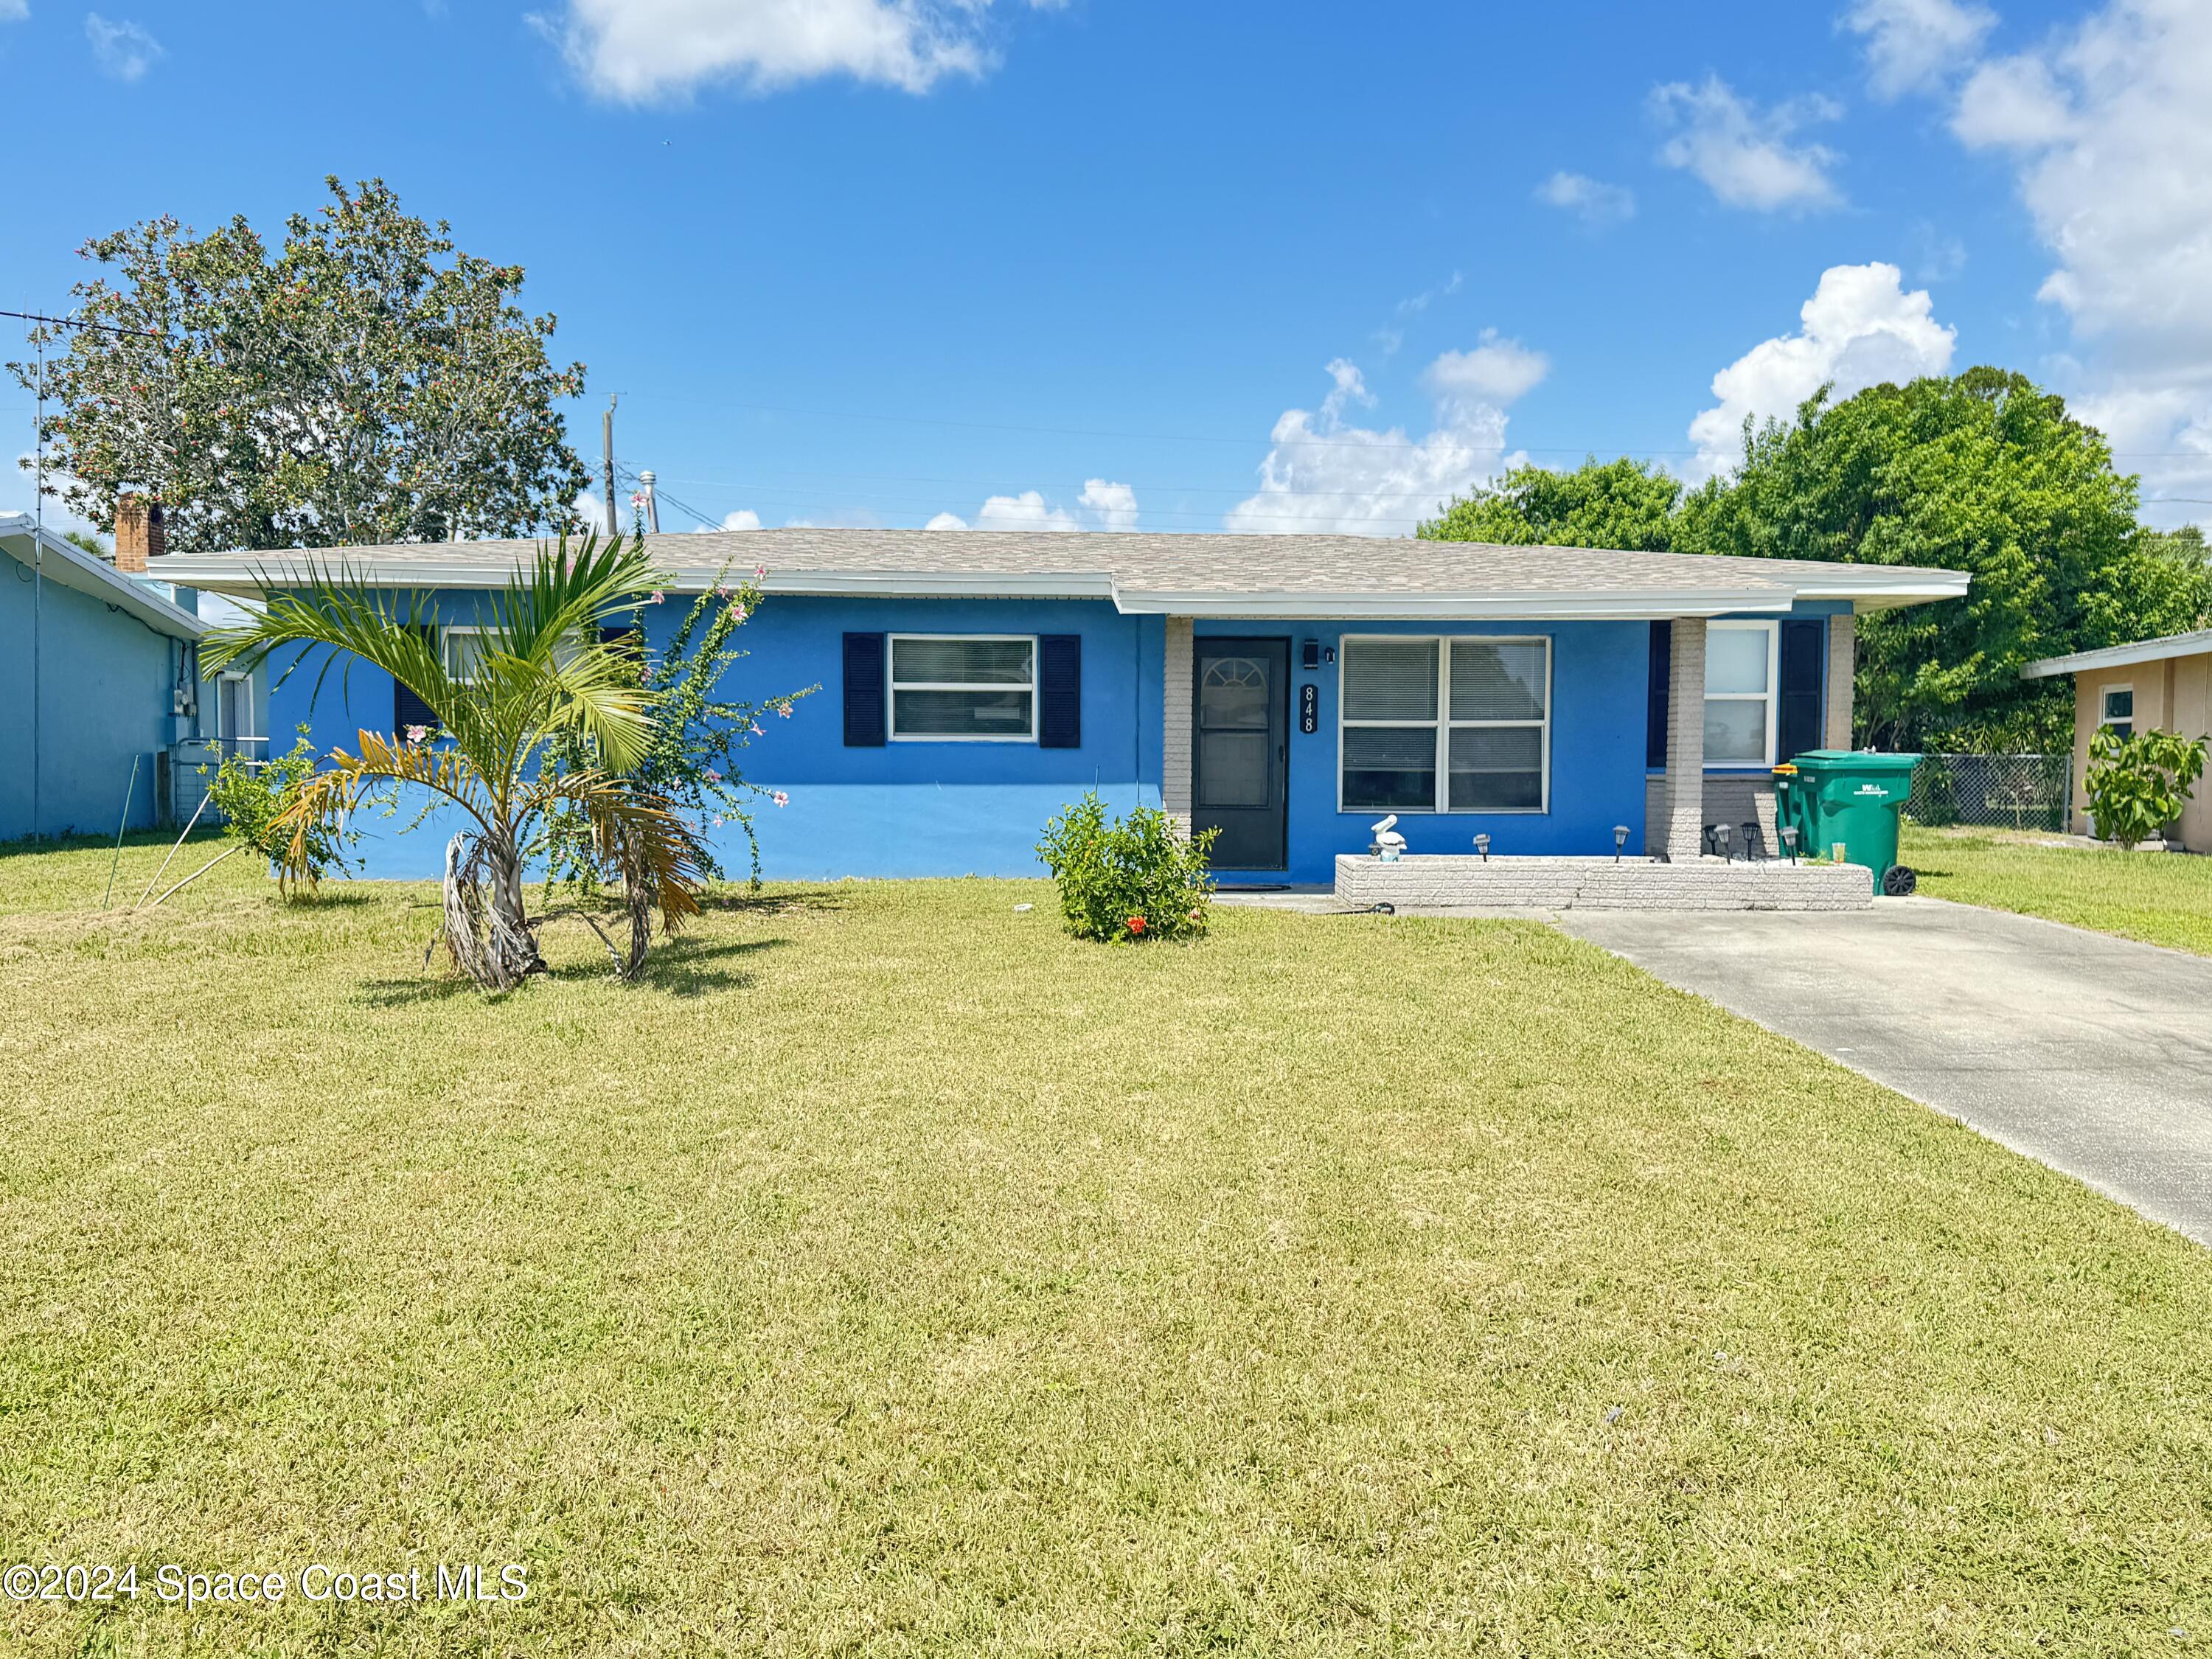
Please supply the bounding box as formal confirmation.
[1772,750,1923,896]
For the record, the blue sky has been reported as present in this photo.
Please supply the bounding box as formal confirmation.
[7,0,2211,539]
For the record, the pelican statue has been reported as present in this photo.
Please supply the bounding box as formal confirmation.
[1371,814,1407,860]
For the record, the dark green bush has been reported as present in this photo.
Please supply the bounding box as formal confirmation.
[1036,792,1218,943]
[2085,726,2206,849]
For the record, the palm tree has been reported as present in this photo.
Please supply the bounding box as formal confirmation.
[202,532,705,990]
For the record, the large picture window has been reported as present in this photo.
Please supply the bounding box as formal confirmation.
[1339,636,1549,813]
[888,634,1036,741]
[1703,621,1778,766]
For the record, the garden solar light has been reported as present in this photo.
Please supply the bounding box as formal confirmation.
[1781,825,1799,863]
[1613,824,1629,860]
[1713,823,1733,859]
[1473,833,1490,861]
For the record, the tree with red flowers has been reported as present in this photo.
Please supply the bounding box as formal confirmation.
[10,178,591,556]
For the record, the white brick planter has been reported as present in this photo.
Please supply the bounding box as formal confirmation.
[1334,854,1873,912]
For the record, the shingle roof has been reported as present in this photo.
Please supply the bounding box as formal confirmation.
[156,527,1968,618]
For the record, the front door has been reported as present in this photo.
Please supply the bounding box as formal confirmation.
[1194,637,1289,870]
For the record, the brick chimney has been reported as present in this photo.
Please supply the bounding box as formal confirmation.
[114,493,166,573]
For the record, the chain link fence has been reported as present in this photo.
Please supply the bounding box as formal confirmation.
[1907,753,2073,832]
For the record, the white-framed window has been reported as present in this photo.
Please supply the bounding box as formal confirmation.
[888,634,1037,742]
[216,669,258,742]
[443,625,492,686]
[1703,620,1779,768]
[442,625,588,687]
[2101,685,2135,741]
[1338,636,1550,813]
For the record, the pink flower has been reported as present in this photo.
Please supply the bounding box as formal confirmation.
[404,724,428,743]
[749,721,763,736]
[649,591,666,604]
[776,703,791,717]
[753,566,768,579]
[710,815,724,828]
[703,767,722,782]
[728,603,748,623]
[771,790,789,808]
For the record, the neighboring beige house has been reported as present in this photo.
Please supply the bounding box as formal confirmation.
[2022,628,2212,851]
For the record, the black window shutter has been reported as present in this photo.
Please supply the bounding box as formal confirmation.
[843,632,887,746]
[1037,634,1081,748]
[394,625,439,732]
[1778,619,1824,762]
[1645,620,1672,769]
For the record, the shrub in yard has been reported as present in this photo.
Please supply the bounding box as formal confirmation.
[2084,726,2207,849]
[201,724,357,890]
[1036,791,1218,943]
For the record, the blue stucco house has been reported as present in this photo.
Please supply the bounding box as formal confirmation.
[160,529,1966,883]
[1,510,265,844]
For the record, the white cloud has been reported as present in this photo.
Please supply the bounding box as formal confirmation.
[0,2,29,23]
[546,0,1055,102]
[1422,330,1550,407]
[85,13,161,80]
[973,490,1077,532]
[702,508,760,532]
[1687,262,1957,480]
[1651,77,1844,212]
[1951,54,2077,148]
[1923,1,2212,520]
[1843,0,1996,98]
[1077,478,1138,531]
[1224,359,1523,537]
[925,481,1135,532]
[1534,171,1636,226]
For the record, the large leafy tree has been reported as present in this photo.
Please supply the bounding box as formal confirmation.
[1677,369,2211,749]
[1421,456,1681,551]
[11,178,591,554]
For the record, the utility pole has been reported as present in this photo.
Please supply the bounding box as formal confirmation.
[602,394,618,535]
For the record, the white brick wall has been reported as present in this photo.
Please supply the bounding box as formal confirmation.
[1335,854,1872,911]
[1825,613,1856,751]
[1660,618,1706,860]
[1163,616,1194,832]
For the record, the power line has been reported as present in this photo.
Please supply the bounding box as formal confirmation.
[2,308,166,341]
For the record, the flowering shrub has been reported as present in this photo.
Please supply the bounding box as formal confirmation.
[542,563,814,897]
[1035,792,1217,944]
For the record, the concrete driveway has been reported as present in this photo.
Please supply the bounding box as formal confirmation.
[1557,899,2212,1246]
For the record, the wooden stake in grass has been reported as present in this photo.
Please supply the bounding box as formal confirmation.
[145,844,243,908]
[136,789,213,908]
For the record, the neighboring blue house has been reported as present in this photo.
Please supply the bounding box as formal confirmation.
[160,529,1966,883]
[1,509,265,844]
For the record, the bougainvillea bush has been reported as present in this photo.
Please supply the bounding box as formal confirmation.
[542,563,814,896]
[1036,792,1218,944]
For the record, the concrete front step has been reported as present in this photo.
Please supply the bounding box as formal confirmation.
[1334,854,1873,911]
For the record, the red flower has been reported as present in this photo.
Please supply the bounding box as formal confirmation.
[1126,916,1147,935]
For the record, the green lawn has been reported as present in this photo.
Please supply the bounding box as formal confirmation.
[4,836,2211,1656]
[1904,823,2212,956]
